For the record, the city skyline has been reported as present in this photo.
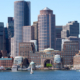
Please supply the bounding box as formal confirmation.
[0,0,80,74]
[0,0,80,27]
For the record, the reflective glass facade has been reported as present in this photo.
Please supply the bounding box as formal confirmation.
[56,26,62,38]
[0,23,5,50]
[61,21,79,38]
[38,8,56,51]
[13,1,30,57]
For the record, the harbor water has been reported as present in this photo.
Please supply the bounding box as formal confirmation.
[0,70,80,80]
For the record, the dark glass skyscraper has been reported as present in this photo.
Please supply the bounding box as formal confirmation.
[7,17,14,39]
[38,7,56,51]
[12,1,30,57]
[61,21,79,38]
[0,22,5,50]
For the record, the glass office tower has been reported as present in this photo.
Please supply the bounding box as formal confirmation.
[38,7,56,51]
[13,1,30,57]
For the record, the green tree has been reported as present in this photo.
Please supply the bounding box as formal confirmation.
[46,63,52,67]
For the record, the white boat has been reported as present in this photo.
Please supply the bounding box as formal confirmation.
[30,65,33,74]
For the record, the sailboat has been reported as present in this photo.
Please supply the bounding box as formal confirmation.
[30,65,33,74]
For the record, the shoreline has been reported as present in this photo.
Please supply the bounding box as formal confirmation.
[0,68,71,72]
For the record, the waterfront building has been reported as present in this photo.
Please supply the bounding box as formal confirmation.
[41,48,63,69]
[54,54,62,68]
[29,48,63,68]
[73,53,80,69]
[56,26,62,38]
[13,56,29,68]
[23,26,34,42]
[0,58,13,68]
[61,21,79,38]
[19,42,35,57]
[12,1,30,57]
[62,41,79,67]
[38,7,56,51]
[29,52,42,65]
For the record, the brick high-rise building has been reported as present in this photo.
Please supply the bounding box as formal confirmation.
[38,7,56,51]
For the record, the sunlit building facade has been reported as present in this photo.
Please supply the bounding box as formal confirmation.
[61,21,79,38]
[23,26,34,42]
[62,41,79,67]
[12,1,30,57]
[38,7,56,51]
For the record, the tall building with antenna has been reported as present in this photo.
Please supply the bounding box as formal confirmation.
[11,0,30,57]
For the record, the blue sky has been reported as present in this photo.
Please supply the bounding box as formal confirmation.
[0,0,80,27]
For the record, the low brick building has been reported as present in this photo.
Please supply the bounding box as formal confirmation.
[0,58,13,68]
[41,48,63,69]
[62,41,79,67]
[73,53,80,69]
[29,48,63,69]
[19,42,35,58]
[29,52,42,65]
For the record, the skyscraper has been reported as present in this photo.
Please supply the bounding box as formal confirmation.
[38,7,56,51]
[5,17,14,54]
[11,1,30,57]
[61,21,79,38]
[7,17,14,38]
[56,26,62,38]
[0,22,5,50]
